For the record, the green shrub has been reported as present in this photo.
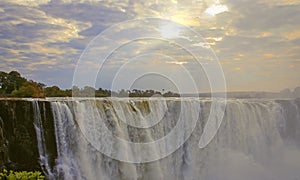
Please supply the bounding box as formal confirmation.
[0,169,45,180]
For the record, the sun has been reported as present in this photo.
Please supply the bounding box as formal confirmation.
[159,24,181,39]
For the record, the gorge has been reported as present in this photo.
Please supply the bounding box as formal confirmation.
[0,97,300,179]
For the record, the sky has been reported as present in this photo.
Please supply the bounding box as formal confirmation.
[0,0,300,93]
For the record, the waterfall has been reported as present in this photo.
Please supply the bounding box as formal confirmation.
[33,98,300,180]
[32,101,54,178]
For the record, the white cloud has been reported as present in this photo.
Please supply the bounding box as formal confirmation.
[204,3,228,16]
[193,42,211,49]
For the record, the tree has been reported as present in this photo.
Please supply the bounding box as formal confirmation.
[95,87,110,97]
[12,81,44,98]
[45,86,65,97]
[163,91,180,97]
[0,71,8,94]
[0,70,182,98]
[118,89,128,97]
[1,71,27,94]
[293,87,300,97]
[72,86,81,96]
[80,86,95,97]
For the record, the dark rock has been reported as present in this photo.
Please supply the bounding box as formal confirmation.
[0,100,57,173]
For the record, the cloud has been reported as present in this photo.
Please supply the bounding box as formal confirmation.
[231,1,300,31]
[282,30,300,41]
[5,0,51,7]
[204,3,229,16]
[0,0,299,91]
[40,1,130,36]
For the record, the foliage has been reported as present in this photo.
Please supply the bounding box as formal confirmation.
[0,71,180,98]
[0,169,45,180]
[45,86,68,97]
[130,89,179,97]
[0,71,26,94]
[0,71,45,98]
[12,81,44,98]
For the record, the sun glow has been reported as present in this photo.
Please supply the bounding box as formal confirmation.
[204,1,228,16]
[160,24,181,39]
[166,61,187,65]
[170,15,200,27]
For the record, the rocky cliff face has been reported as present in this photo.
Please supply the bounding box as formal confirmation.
[0,116,9,169]
[0,100,57,172]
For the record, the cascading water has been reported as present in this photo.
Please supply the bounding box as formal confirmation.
[32,98,300,180]
[32,101,55,178]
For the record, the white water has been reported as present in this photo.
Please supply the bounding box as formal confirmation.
[32,101,55,178]
[34,98,300,180]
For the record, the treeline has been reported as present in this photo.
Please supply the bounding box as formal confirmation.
[0,71,45,98]
[0,71,179,98]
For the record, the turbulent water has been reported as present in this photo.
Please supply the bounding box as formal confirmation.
[31,97,300,180]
